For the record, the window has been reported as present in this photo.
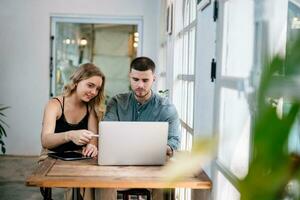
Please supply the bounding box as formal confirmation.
[216,171,240,200]
[173,0,196,199]
[173,0,196,152]
[214,0,255,199]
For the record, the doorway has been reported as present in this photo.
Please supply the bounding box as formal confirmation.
[50,15,143,100]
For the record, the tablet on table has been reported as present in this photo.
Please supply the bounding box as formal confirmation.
[48,151,93,161]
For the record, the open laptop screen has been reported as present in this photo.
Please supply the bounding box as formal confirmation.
[98,121,168,166]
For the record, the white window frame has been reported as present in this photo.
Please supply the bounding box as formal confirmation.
[173,0,197,151]
[172,0,197,199]
[212,0,258,199]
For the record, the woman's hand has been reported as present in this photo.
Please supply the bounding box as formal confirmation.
[67,130,94,145]
[82,143,98,157]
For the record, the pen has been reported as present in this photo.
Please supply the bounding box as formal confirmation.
[91,134,100,137]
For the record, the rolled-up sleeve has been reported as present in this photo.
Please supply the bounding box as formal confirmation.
[164,105,181,150]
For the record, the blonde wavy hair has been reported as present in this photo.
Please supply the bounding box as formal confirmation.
[63,63,106,120]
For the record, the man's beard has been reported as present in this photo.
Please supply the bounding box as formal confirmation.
[134,89,150,98]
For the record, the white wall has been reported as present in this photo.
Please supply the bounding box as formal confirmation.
[0,0,160,155]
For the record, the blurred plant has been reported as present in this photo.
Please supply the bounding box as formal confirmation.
[238,34,300,199]
[163,136,217,182]
[162,35,300,200]
[0,104,9,154]
[158,89,169,98]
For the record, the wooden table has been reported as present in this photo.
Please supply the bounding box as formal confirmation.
[26,157,212,199]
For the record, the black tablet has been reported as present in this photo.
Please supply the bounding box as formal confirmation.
[48,152,93,161]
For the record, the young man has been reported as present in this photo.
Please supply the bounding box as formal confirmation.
[104,56,180,155]
[101,56,181,200]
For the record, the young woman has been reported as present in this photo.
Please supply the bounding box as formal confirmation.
[41,63,105,158]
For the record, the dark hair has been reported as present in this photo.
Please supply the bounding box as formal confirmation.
[130,57,155,72]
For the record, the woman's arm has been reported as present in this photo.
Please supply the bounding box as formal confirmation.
[41,99,93,149]
[82,108,99,157]
[88,109,98,144]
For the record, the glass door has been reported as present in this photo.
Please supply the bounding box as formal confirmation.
[50,16,142,99]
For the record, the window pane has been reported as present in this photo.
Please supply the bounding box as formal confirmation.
[175,188,191,200]
[188,28,195,75]
[184,0,190,27]
[216,171,240,200]
[190,0,196,23]
[173,79,181,114]
[181,80,188,122]
[158,46,167,90]
[221,0,254,77]
[180,126,187,150]
[183,32,189,74]
[218,87,250,178]
[173,37,183,111]
[187,81,194,128]
[174,79,182,117]
[187,131,193,151]
[288,117,300,154]
[180,127,193,151]
[174,37,183,76]
[286,2,300,75]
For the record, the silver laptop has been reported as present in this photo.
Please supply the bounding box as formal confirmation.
[98,121,168,166]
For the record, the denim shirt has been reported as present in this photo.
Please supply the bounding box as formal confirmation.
[104,91,181,150]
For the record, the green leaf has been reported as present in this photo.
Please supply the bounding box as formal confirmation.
[239,30,300,200]
[0,118,9,127]
[0,106,10,112]
[0,124,7,137]
[1,145,6,154]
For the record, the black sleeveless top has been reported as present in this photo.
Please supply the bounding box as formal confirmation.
[49,97,89,153]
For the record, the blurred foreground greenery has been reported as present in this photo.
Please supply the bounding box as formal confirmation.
[238,35,300,199]
[164,35,300,199]
[163,137,217,182]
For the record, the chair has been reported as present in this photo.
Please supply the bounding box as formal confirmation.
[118,189,151,200]
[40,187,52,200]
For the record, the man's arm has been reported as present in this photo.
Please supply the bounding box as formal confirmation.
[165,105,181,151]
[103,98,119,121]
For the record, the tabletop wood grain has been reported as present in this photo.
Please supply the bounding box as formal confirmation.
[26,157,212,189]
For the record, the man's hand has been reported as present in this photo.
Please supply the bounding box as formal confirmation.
[166,145,174,157]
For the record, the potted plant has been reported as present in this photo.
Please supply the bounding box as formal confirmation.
[0,104,9,154]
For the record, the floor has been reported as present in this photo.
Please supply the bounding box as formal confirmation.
[0,155,148,200]
[0,155,64,200]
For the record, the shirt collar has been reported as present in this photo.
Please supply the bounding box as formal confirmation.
[131,90,154,106]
